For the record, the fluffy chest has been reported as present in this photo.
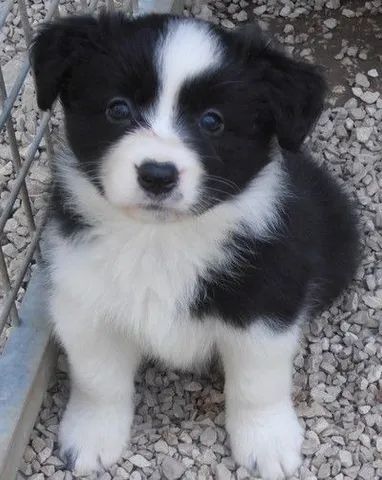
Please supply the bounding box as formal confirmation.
[100,229,204,323]
[49,218,234,365]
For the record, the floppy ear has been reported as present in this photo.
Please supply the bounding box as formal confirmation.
[264,51,327,151]
[234,24,327,151]
[30,15,98,111]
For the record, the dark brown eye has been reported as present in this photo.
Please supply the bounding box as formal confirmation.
[106,98,132,123]
[200,110,224,135]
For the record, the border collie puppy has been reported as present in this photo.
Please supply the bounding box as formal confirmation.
[31,12,359,480]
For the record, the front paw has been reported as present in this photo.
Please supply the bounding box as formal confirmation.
[227,403,303,480]
[59,401,132,475]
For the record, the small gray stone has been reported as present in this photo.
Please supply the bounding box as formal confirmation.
[342,8,355,17]
[355,73,370,88]
[236,10,248,22]
[19,461,32,477]
[45,456,64,467]
[339,450,353,467]
[356,127,373,143]
[367,69,378,78]
[129,454,151,469]
[227,4,239,14]
[31,437,46,453]
[41,465,55,478]
[0,161,13,176]
[344,97,358,109]
[365,275,376,291]
[367,365,382,383]
[352,87,364,99]
[178,442,193,456]
[376,437,382,453]
[215,463,232,480]
[253,5,267,15]
[162,456,186,480]
[200,427,217,447]
[154,439,169,454]
[130,472,142,480]
[280,6,291,17]
[48,472,65,480]
[317,463,331,479]
[302,431,320,455]
[358,465,375,480]
[220,19,235,29]
[115,467,129,479]
[326,0,340,8]
[350,107,366,120]
[38,447,52,464]
[359,405,371,414]
[350,311,369,326]
[197,5,213,21]
[362,91,380,104]
[3,54,24,91]
[324,18,337,29]
[363,293,382,309]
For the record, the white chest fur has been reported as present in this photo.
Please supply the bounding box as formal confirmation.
[47,212,235,367]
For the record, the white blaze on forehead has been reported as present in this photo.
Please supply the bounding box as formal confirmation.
[151,20,222,137]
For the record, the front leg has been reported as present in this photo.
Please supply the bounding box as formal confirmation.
[219,322,303,480]
[52,298,141,475]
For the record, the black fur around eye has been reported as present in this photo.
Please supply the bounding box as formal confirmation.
[106,98,132,123]
[199,110,224,135]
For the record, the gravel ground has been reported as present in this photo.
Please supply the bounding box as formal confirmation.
[0,0,381,479]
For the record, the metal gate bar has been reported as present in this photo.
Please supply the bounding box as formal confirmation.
[0,0,60,337]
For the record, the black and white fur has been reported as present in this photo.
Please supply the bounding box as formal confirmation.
[31,13,359,480]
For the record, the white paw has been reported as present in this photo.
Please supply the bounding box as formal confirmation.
[227,403,303,480]
[59,400,132,475]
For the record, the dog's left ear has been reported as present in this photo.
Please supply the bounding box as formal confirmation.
[233,24,327,152]
[30,15,99,111]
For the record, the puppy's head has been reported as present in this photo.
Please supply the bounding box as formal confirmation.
[32,13,326,221]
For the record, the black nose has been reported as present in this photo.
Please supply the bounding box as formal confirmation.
[137,161,178,195]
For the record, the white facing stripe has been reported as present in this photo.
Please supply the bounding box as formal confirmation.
[150,19,222,138]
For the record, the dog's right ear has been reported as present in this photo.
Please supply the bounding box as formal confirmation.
[30,15,98,111]
[232,23,327,152]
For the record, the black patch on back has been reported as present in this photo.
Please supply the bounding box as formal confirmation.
[191,152,360,330]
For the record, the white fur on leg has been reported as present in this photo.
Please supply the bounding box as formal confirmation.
[59,390,133,475]
[51,294,142,474]
[219,322,303,480]
[227,401,302,480]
